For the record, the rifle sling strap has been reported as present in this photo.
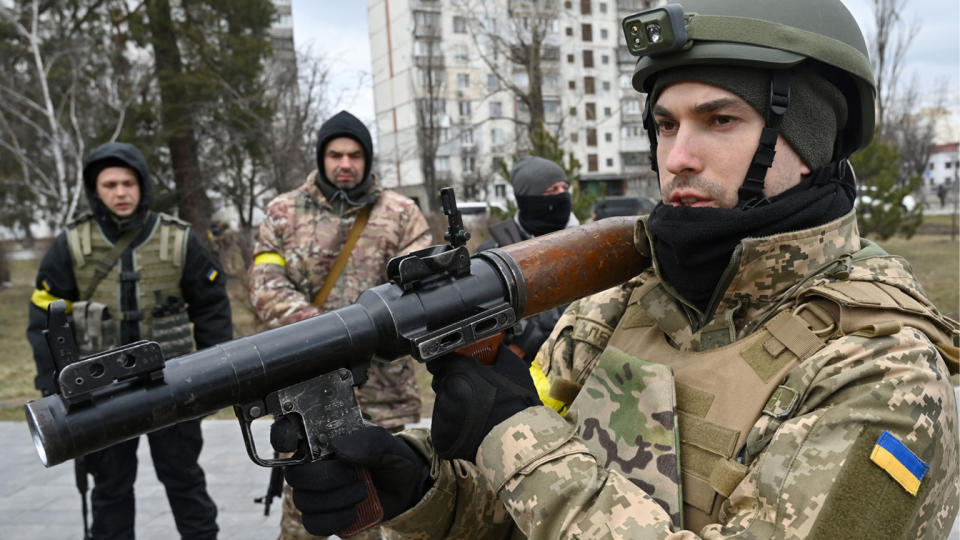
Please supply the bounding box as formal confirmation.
[313,205,372,308]
[80,224,144,301]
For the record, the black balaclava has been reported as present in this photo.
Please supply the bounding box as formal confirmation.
[511,156,571,236]
[82,142,155,237]
[314,111,377,212]
[645,66,854,314]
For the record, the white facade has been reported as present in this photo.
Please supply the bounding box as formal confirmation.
[366,0,660,209]
[925,142,959,187]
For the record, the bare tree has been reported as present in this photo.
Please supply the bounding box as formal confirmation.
[869,0,917,138]
[867,0,944,187]
[207,46,333,229]
[456,0,561,154]
[414,32,447,212]
[0,0,138,228]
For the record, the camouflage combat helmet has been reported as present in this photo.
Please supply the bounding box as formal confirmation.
[623,0,876,205]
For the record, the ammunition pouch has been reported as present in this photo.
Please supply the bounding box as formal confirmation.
[72,301,120,357]
[151,295,194,359]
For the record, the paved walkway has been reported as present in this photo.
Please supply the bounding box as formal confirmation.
[2,406,958,540]
[1,419,284,540]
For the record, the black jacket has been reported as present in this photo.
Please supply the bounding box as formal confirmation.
[26,143,232,395]
[478,218,566,360]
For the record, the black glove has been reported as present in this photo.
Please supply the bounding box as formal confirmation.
[283,425,431,536]
[427,346,541,462]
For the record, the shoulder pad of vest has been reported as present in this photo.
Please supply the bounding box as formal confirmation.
[66,212,94,229]
[157,213,191,230]
[851,238,889,261]
[799,264,959,374]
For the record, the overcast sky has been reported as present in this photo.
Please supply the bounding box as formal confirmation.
[291,0,960,130]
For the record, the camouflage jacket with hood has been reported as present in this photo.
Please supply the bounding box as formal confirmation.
[249,111,432,428]
[386,210,959,539]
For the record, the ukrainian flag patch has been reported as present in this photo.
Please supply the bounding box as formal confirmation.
[206,268,218,282]
[870,430,928,496]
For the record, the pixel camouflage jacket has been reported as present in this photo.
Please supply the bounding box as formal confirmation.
[387,210,959,539]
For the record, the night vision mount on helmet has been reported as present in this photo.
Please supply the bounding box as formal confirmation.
[622,0,876,207]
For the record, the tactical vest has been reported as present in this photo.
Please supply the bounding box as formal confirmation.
[67,213,195,359]
[566,246,959,533]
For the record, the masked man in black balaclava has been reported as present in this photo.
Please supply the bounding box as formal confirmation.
[478,156,575,359]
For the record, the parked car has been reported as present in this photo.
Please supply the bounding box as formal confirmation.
[592,196,657,220]
[457,201,508,228]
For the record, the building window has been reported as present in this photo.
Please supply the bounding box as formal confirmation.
[588,154,598,171]
[495,183,506,198]
[514,72,529,87]
[602,80,611,91]
[586,128,597,146]
[417,68,443,86]
[581,0,591,15]
[604,106,612,117]
[435,156,450,171]
[606,157,613,167]
[462,155,476,173]
[487,74,498,91]
[459,100,472,116]
[620,74,632,88]
[415,11,440,32]
[454,44,469,63]
[566,26,573,36]
[544,100,560,115]
[624,99,641,114]
[567,54,575,63]
[457,73,470,89]
[569,106,577,117]
[601,54,609,65]
[453,16,467,33]
[490,101,502,117]
[582,23,592,42]
[564,1,572,8]
[571,132,579,143]
[622,124,643,138]
[585,102,596,120]
[461,128,474,144]
[491,128,504,145]
[584,76,595,94]
[599,2,607,13]
[605,132,612,142]
[582,50,594,68]
[568,80,576,90]
[600,28,608,40]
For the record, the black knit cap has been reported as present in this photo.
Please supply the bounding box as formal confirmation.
[651,65,848,171]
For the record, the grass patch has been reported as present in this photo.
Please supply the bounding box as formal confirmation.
[871,233,959,319]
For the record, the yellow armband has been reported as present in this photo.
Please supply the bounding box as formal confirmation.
[530,360,569,415]
[31,289,73,313]
[253,252,286,267]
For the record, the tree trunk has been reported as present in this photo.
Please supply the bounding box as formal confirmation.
[146,0,211,236]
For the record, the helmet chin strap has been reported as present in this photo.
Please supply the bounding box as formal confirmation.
[641,72,793,208]
[737,71,791,209]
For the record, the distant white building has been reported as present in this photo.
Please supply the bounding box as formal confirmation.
[365,0,661,209]
[925,142,959,188]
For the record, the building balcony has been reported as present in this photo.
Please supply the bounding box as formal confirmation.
[414,24,441,38]
[413,54,445,69]
[620,137,649,153]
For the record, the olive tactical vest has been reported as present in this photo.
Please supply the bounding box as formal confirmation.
[566,247,959,533]
[66,213,195,358]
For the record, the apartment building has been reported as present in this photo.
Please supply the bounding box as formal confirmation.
[366,0,660,210]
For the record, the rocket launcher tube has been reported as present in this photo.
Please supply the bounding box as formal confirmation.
[25,216,648,468]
